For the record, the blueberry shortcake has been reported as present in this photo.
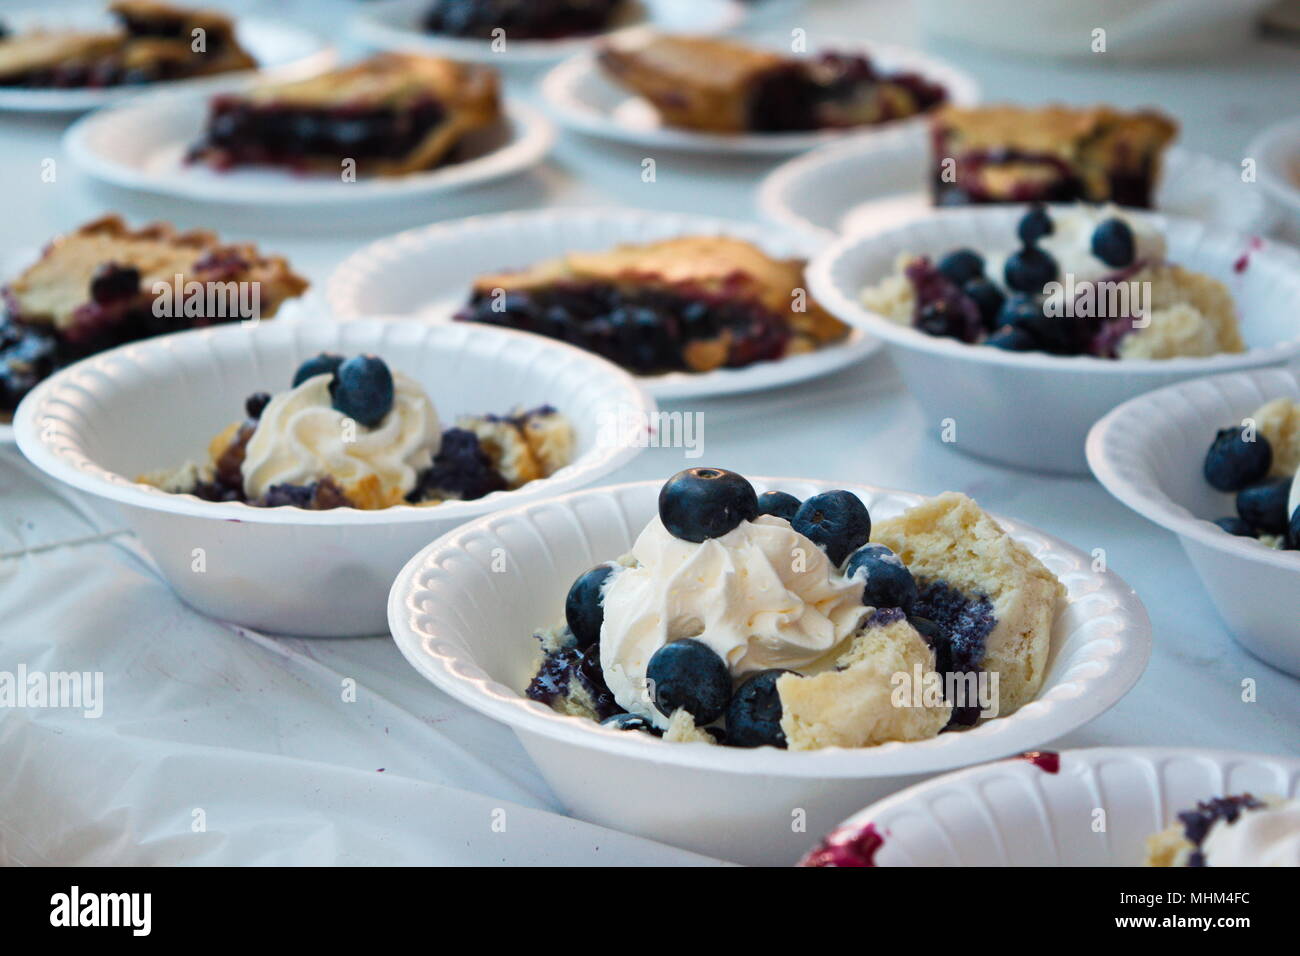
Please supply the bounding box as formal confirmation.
[524,468,1065,750]
[861,203,1242,360]
[1146,794,1300,867]
[139,353,573,510]
[1202,398,1300,550]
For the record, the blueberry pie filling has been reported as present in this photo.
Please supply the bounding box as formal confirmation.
[138,354,574,511]
[455,236,848,375]
[524,468,1064,750]
[862,204,1244,360]
[0,216,307,421]
[598,34,947,135]
[1146,794,1300,867]
[0,1,256,89]
[188,54,501,178]
[929,104,1177,208]
[422,0,629,40]
[1201,397,1300,551]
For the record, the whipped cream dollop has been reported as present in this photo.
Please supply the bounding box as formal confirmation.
[241,371,441,499]
[988,204,1167,286]
[1202,798,1300,867]
[599,514,869,726]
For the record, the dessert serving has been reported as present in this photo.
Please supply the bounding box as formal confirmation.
[187,53,501,177]
[524,467,1065,749]
[1201,397,1300,549]
[861,203,1244,359]
[598,33,948,134]
[1146,794,1300,867]
[0,215,306,422]
[422,0,631,39]
[930,104,1177,207]
[454,236,849,375]
[139,352,574,510]
[0,1,256,88]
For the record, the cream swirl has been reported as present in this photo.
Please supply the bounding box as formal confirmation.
[1202,798,1300,867]
[599,514,869,726]
[241,371,441,500]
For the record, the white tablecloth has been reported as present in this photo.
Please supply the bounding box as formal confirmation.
[1,0,1298,866]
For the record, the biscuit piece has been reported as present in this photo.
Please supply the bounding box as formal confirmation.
[1119,264,1243,359]
[870,492,1065,717]
[778,614,952,750]
[663,708,717,744]
[1250,398,1300,478]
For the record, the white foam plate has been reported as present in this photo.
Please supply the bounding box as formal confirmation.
[351,0,745,66]
[327,208,879,399]
[806,747,1300,866]
[61,90,554,207]
[0,8,334,114]
[540,40,977,156]
[1247,113,1300,243]
[760,129,1277,239]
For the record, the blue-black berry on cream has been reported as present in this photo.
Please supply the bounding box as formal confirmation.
[1235,478,1292,536]
[565,563,617,649]
[331,354,395,428]
[792,490,872,566]
[1016,205,1054,245]
[658,467,759,542]
[1090,217,1136,268]
[726,669,791,748]
[1204,427,1272,492]
[845,543,918,613]
[292,352,344,387]
[646,639,732,724]
[937,249,984,285]
[756,490,801,522]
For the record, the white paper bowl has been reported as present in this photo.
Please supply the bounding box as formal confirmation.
[807,208,1300,474]
[14,319,654,637]
[1247,114,1300,244]
[805,747,1300,866]
[326,208,879,399]
[539,41,977,156]
[1087,366,1300,676]
[387,477,1152,865]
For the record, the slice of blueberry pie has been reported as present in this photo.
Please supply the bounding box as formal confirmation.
[598,34,948,134]
[0,215,307,421]
[524,467,1064,750]
[422,0,631,40]
[0,1,256,88]
[930,104,1177,207]
[861,203,1243,360]
[454,236,849,375]
[188,53,501,177]
[139,353,574,510]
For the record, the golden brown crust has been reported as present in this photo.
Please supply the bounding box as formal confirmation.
[4,215,308,332]
[598,34,788,133]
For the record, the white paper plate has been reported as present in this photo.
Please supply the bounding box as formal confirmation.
[540,41,978,156]
[352,0,745,66]
[760,130,1276,240]
[327,208,879,399]
[804,747,1300,866]
[388,477,1152,864]
[62,90,554,207]
[0,9,334,114]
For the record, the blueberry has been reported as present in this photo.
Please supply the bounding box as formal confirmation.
[1213,516,1257,537]
[331,354,395,428]
[963,278,1005,331]
[917,301,971,340]
[658,467,758,543]
[565,563,616,649]
[792,490,871,567]
[908,615,953,675]
[936,249,984,285]
[645,639,732,724]
[89,263,140,305]
[997,293,1044,329]
[601,713,659,734]
[292,352,344,387]
[1289,506,1300,550]
[985,325,1038,351]
[1236,478,1292,534]
[994,292,1090,355]
[1091,217,1136,269]
[726,670,790,748]
[244,391,271,419]
[1003,246,1059,293]
[756,490,801,522]
[1017,205,1054,246]
[844,544,918,613]
[1203,426,1272,492]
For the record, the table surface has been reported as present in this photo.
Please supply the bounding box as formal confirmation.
[1,0,1298,866]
